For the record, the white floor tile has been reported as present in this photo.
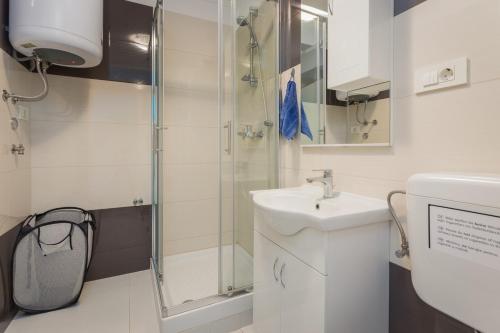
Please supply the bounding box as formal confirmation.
[6,270,159,333]
[241,325,254,333]
[130,270,160,333]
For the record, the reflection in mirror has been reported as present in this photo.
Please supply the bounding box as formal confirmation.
[299,1,327,145]
[325,81,391,145]
[299,0,392,147]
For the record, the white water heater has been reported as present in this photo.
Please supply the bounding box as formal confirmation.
[9,0,103,68]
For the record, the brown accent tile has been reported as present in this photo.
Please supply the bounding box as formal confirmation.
[389,263,475,333]
[280,0,301,72]
[86,205,152,281]
[0,222,23,332]
[48,0,152,85]
[394,0,428,16]
[0,0,11,55]
[85,245,150,281]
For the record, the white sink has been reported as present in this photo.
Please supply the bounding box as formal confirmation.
[252,185,391,235]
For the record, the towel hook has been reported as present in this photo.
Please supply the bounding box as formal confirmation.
[290,68,295,81]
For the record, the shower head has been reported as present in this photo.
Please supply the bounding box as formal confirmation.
[237,16,259,47]
[241,74,258,87]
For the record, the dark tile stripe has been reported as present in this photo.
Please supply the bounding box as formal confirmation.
[0,0,11,56]
[0,222,23,333]
[47,0,152,85]
[394,0,428,16]
[280,0,301,72]
[0,0,152,85]
[389,262,475,333]
[86,205,152,281]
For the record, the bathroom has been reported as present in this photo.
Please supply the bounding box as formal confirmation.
[0,0,498,332]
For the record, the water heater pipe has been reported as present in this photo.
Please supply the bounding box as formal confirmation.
[3,56,50,104]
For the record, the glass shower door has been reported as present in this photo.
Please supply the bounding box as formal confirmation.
[151,0,279,316]
[220,0,279,295]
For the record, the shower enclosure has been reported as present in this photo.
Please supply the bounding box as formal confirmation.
[151,0,279,320]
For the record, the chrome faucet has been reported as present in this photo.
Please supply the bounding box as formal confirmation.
[306,169,335,199]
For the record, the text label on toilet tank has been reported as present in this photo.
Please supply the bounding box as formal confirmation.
[429,205,500,271]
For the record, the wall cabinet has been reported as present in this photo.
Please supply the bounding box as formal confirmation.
[327,0,392,91]
[253,231,325,333]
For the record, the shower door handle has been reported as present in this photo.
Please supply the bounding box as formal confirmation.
[153,126,165,152]
[224,121,232,154]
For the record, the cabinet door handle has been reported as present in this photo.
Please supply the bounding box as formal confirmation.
[273,258,279,282]
[280,263,286,288]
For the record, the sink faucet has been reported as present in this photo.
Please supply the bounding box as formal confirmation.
[306,169,335,199]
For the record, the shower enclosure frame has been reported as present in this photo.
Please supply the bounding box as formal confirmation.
[151,0,281,319]
[151,0,167,317]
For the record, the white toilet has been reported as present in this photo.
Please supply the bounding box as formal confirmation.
[407,173,500,332]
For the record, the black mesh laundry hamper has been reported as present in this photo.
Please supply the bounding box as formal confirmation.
[12,207,96,313]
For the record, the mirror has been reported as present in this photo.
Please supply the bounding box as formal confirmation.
[299,0,392,147]
[300,0,327,145]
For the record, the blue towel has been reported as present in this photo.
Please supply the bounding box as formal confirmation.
[280,79,313,140]
[301,103,313,141]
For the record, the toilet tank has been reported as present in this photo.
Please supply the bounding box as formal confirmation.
[407,173,500,332]
[9,0,103,68]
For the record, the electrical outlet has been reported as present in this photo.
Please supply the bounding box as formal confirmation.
[439,67,455,83]
[415,57,468,94]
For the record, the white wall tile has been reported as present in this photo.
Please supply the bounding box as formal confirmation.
[31,75,150,125]
[393,0,500,99]
[30,74,151,212]
[31,121,150,168]
[162,12,221,255]
[164,199,219,241]
[164,126,218,165]
[31,165,150,212]
[164,49,217,92]
[164,88,218,127]
[165,11,218,57]
[0,49,33,224]
[164,163,218,203]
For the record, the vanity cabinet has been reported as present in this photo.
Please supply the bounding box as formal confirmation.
[252,199,390,333]
[253,231,325,333]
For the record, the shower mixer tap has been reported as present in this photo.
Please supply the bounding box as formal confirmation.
[237,124,264,140]
[11,144,25,155]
